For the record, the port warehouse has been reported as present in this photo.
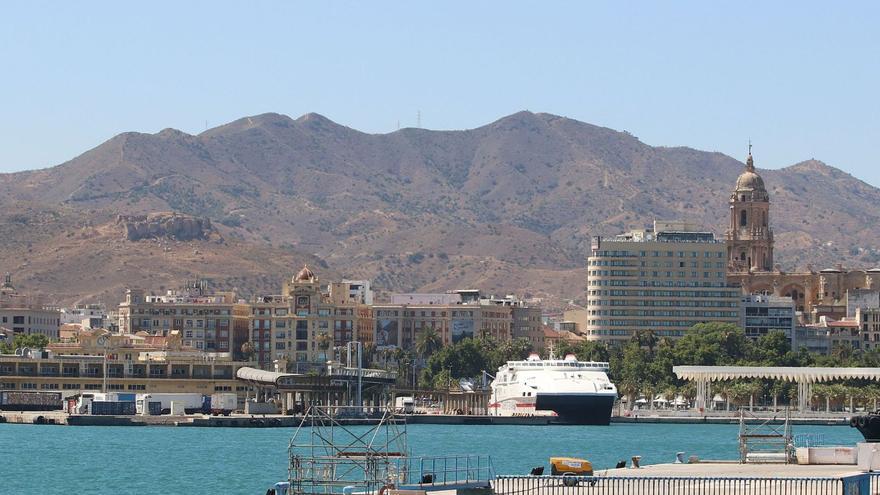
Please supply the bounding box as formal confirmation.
[0,350,251,409]
[0,350,400,414]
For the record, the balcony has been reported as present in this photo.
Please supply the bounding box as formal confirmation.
[18,367,37,377]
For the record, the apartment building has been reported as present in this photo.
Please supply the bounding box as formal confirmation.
[481,294,543,349]
[740,295,796,340]
[116,281,250,359]
[250,266,374,369]
[0,274,59,339]
[586,221,740,344]
[373,292,513,350]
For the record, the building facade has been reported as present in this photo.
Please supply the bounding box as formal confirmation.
[0,329,250,399]
[482,295,543,349]
[739,295,795,340]
[586,221,740,344]
[373,293,513,351]
[250,266,374,370]
[726,151,880,320]
[116,282,250,359]
[0,274,60,339]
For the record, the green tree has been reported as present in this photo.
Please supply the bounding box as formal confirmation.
[1,333,50,353]
[612,341,650,410]
[415,328,442,359]
[315,333,333,361]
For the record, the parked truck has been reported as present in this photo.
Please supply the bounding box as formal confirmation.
[135,393,207,415]
[394,396,415,414]
[209,393,238,415]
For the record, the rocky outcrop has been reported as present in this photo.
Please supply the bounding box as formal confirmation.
[116,212,215,241]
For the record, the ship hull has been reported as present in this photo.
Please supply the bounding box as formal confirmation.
[535,393,615,425]
[851,414,880,442]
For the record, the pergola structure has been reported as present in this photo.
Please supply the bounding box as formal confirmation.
[673,366,880,412]
[236,365,398,413]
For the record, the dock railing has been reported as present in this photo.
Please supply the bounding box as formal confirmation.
[402,455,494,489]
[493,474,869,495]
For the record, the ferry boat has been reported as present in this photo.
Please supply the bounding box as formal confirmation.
[488,352,617,425]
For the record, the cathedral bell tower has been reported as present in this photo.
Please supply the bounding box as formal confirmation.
[726,147,774,272]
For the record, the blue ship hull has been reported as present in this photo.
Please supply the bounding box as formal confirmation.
[535,393,615,425]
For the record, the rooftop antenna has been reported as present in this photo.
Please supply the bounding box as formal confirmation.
[748,138,752,155]
[417,110,421,128]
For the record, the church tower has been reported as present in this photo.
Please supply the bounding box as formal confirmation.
[726,147,774,272]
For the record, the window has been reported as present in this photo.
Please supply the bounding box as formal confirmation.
[740,210,747,226]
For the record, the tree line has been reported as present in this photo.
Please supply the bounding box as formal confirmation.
[402,323,880,411]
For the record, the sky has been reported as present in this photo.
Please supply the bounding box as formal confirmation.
[2,2,879,185]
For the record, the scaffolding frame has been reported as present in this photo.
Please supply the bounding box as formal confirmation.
[738,407,794,464]
[287,405,408,495]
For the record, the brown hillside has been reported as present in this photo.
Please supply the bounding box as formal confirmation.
[2,112,879,309]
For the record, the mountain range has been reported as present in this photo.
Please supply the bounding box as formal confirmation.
[2,111,879,309]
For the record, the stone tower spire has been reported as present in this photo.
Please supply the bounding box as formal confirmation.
[726,147,774,272]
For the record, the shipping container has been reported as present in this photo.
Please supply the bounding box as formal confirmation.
[135,393,206,414]
[0,391,63,411]
[90,401,136,415]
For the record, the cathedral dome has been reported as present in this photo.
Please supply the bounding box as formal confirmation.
[733,153,767,192]
[735,170,765,191]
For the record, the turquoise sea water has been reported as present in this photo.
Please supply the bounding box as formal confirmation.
[0,422,862,494]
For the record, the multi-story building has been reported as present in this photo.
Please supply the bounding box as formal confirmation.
[0,349,250,399]
[60,304,107,329]
[116,281,250,359]
[586,221,740,344]
[481,294,543,349]
[847,289,880,318]
[856,307,880,351]
[373,292,513,350]
[0,274,60,339]
[739,295,796,340]
[250,266,374,369]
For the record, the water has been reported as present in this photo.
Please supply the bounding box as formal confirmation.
[0,422,862,494]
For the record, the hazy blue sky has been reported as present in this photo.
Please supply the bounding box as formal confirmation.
[2,2,878,184]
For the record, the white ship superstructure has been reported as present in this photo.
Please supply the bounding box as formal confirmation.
[488,353,617,425]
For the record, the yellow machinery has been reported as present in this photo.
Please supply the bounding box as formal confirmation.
[549,457,593,476]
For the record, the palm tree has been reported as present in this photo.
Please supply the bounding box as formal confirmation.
[240,342,255,362]
[315,333,332,361]
[416,328,442,359]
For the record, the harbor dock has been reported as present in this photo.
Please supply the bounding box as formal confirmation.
[0,409,854,427]
[494,464,874,495]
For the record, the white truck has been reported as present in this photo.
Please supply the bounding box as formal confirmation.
[394,396,414,414]
[136,393,206,415]
[209,393,238,415]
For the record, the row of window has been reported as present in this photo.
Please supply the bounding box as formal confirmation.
[139,319,230,329]
[374,310,477,318]
[590,300,739,308]
[590,317,737,327]
[590,289,739,297]
[0,315,59,326]
[592,250,725,258]
[590,279,729,289]
[592,310,741,318]
[589,329,686,337]
[133,308,232,316]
